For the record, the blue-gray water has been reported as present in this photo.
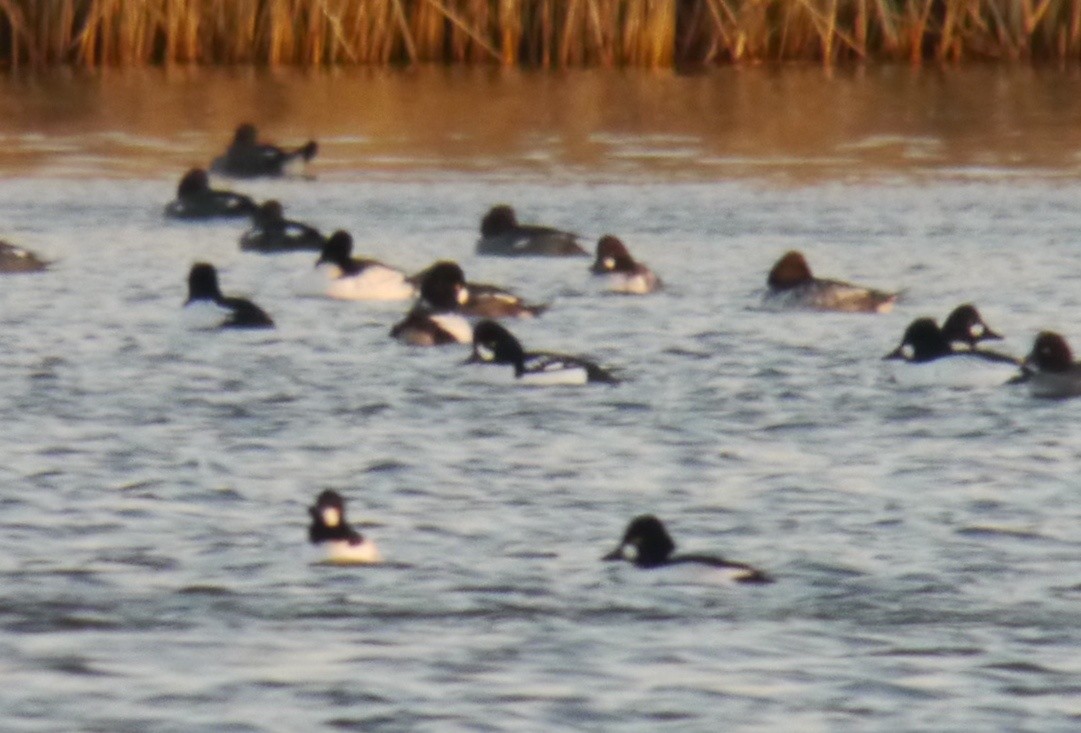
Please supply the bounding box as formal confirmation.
[1,69,1080,732]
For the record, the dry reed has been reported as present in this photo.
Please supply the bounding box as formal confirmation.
[4,1,1081,68]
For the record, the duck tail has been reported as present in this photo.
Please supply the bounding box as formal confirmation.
[297,140,319,162]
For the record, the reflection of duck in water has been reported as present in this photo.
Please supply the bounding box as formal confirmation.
[210,123,318,178]
[164,168,256,220]
[475,205,587,257]
[0,240,49,273]
[764,250,897,313]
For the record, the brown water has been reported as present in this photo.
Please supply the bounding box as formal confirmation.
[2,65,1081,182]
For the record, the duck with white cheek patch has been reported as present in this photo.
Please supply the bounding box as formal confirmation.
[603,515,771,584]
[590,235,660,294]
[307,490,382,565]
[467,320,620,386]
[883,316,1019,388]
[940,303,1004,352]
[390,261,474,346]
[407,261,547,318]
[1013,331,1081,399]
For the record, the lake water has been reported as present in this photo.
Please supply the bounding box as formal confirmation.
[0,67,1079,732]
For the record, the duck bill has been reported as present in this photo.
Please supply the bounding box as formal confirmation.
[1005,354,1036,384]
[1006,368,1031,385]
[602,547,623,561]
[883,345,905,361]
[463,350,484,365]
[983,327,1004,341]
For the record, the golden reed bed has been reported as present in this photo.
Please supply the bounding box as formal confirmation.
[1,0,1079,68]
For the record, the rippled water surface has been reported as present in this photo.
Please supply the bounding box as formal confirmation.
[1,68,1080,732]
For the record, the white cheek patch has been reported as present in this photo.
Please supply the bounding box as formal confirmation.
[320,507,341,527]
[457,287,470,305]
[901,344,915,360]
[476,343,495,362]
[603,257,615,270]
[970,324,984,337]
[622,544,637,561]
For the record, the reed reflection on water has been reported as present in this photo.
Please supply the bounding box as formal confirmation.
[1,66,1081,181]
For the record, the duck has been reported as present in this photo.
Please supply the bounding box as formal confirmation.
[883,317,1019,388]
[603,515,771,584]
[764,251,896,313]
[240,200,325,253]
[467,320,619,385]
[590,235,661,294]
[182,262,274,330]
[210,123,318,178]
[0,240,49,273]
[940,303,1003,351]
[390,262,473,346]
[1015,331,1081,398]
[885,317,1018,364]
[408,261,547,318]
[308,490,381,565]
[163,168,256,220]
[475,205,588,257]
[315,231,417,301]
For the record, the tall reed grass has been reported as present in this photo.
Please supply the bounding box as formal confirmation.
[3,1,1081,68]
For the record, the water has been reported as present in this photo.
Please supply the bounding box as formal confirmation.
[1,68,1079,732]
